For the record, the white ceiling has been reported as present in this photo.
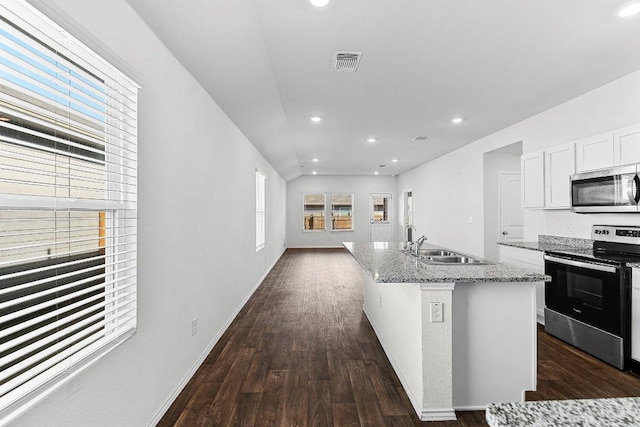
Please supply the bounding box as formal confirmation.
[127,0,640,181]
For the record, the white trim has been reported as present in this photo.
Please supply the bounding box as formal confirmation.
[0,331,135,427]
[24,0,142,85]
[421,409,457,421]
[286,245,344,249]
[453,404,488,411]
[420,283,455,291]
[146,248,285,427]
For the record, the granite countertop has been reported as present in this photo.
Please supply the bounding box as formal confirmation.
[498,236,640,269]
[486,397,640,427]
[498,235,594,253]
[343,241,550,284]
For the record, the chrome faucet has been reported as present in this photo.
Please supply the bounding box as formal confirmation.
[413,235,427,256]
[404,224,416,247]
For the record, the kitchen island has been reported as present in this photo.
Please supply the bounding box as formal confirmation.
[343,241,550,422]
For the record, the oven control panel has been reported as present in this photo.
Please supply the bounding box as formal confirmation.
[593,225,640,244]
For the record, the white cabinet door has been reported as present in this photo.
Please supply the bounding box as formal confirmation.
[544,143,575,209]
[633,268,640,363]
[575,132,614,172]
[521,152,544,209]
[614,124,640,166]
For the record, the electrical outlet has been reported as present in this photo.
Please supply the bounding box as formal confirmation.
[430,302,443,323]
[565,226,574,235]
[191,318,198,336]
[468,216,473,223]
[379,295,383,309]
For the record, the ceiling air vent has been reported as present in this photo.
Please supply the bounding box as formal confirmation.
[413,136,431,142]
[333,51,362,72]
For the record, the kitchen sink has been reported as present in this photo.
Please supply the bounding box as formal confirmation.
[418,249,455,256]
[400,247,492,265]
[425,255,488,264]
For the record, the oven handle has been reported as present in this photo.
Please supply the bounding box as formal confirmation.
[543,255,618,273]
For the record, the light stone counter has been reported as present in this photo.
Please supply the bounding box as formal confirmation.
[486,397,640,426]
[343,241,550,284]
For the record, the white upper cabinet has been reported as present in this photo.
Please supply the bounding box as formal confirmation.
[614,123,640,166]
[575,132,614,172]
[521,152,545,209]
[544,143,575,209]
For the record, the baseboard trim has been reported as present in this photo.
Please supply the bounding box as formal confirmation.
[363,305,423,419]
[537,308,545,325]
[421,409,457,421]
[286,245,344,249]
[146,248,285,426]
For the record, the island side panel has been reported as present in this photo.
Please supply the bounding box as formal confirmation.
[361,270,424,415]
[452,281,538,409]
[420,284,457,421]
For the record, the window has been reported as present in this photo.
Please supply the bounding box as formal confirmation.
[255,169,265,251]
[303,193,325,231]
[331,193,354,231]
[372,195,390,222]
[0,1,138,421]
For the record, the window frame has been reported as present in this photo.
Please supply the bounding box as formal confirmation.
[330,193,354,232]
[0,1,139,423]
[302,192,326,232]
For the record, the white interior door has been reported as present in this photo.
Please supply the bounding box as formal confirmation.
[370,193,393,242]
[499,173,523,242]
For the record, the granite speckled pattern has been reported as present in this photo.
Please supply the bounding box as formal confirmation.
[498,235,594,253]
[343,242,549,284]
[486,397,640,427]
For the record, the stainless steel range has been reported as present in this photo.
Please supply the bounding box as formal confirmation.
[544,225,640,370]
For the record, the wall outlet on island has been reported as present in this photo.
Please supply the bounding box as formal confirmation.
[430,302,443,323]
[565,226,574,235]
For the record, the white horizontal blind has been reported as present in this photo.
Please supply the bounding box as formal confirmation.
[255,169,265,250]
[0,0,138,422]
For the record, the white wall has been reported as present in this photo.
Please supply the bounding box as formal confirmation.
[398,69,640,257]
[16,1,287,426]
[286,175,396,247]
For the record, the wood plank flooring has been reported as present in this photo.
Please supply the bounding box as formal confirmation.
[158,248,640,426]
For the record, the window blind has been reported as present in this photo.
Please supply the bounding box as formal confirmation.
[255,169,265,250]
[0,0,138,422]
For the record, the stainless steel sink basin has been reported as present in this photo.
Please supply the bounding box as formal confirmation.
[418,249,455,256]
[426,255,488,264]
[400,247,492,265]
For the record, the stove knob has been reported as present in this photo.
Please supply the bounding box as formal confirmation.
[595,230,601,234]
[604,230,610,235]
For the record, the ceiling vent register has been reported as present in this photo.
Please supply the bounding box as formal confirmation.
[333,51,362,72]
[413,136,431,142]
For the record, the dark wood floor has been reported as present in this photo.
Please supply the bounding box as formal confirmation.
[158,248,640,426]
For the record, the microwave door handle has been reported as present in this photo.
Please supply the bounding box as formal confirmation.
[628,174,640,205]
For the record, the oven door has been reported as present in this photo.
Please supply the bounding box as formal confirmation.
[570,165,639,213]
[544,254,624,336]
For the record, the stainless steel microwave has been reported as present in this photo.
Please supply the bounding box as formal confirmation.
[570,164,640,213]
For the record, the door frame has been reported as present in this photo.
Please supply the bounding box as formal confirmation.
[369,193,393,242]
[498,171,523,242]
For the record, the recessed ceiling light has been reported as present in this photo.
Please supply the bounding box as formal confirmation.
[451,117,464,124]
[618,2,640,17]
[367,138,376,143]
[310,0,330,7]
[374,171,379,175]
[312,158,319,162]
[392,159,399,163]
[312,171,317,175]
[310,116,322,122]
